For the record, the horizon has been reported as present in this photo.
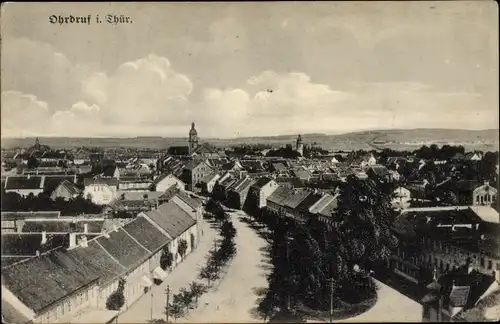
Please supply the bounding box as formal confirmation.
[1,2,499,138]
[1,127,498,141]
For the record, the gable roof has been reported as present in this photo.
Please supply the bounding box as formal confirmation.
[201,172,219,183]
[1,248,100,313]
[267,186,292,205]
[175,190,203,209]
[122,216,171,252]
[1,233,66,256]
[283,189,313,209]
[143,201,196,238]
[368,165,390,177]
[295,192,323,213]
[95,228,149,270]
[251,177,273,190]
[4,176,43,190]
[57,180,81,195]
[193,143,218,154]
[184,160,209,171]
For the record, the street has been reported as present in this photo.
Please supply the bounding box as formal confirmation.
[179,210,271,323]
[117,218,218,323]
[332,279,423,323]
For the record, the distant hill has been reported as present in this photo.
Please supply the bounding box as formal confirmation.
[1,129,498,152]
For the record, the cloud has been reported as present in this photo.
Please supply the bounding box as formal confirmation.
[1,37,96,112]
[82,53,193,126]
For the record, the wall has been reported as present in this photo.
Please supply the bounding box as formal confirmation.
[83,185,117,205]
[35,284,99,324]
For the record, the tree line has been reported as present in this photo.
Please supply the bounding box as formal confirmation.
[1,189,103,215]
[248,175,397,320]
[162,202,238,321]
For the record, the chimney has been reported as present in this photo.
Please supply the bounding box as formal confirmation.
[83,223,88,234]
[68,232,77,249]
[41,231,47,245]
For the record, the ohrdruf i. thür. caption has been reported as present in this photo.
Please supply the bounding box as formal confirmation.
[49,15,133,25]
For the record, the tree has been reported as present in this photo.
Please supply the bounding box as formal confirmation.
[189,281,207,306]
[199,263,220,286]
[178,287,193,313]
[160,246,174,271]
[166,294,185,321]
[106,278,126,310]
[178,239,188,261]
[221,220,236,240]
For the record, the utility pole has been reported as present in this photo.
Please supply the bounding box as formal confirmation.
[150,288,153,321]
[328,278,334,323]
[165,285,170,323]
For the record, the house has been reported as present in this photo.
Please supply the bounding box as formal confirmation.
[309,193,339,226]
[291,167,312,182]
[181,160,213,192]
[436,179,484,205]
[389,170,401,182]
[191,143,219,158]
[4,176,45,197]
[266,186,292,215]
[43,175,78,194]
[391,206,499,287]
[226,176,256,209]
[117,179,153,192]
[393,186,412,210]
[50,180,82,201]
[101,165,120,179]
[270,162,288,174]
[83,178,118,205]
[465,152,483,161]
[473,181,497,206]
[366,165,392,182]
[140,201,198,265]
[153,173,186,192]
[247,177,279,209]
[199,172,220,195]
[1,199,200,324]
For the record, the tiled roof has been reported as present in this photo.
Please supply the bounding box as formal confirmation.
[272,163,287,172]
[144,201,196,239]
[62,240,124,286]
[1,211,61,221]
[4,176,43,190]
[267,186,292,205]
[22,220,104,233]
[1,233,66,256]
[184,160,205,171]
[175,190,203,209]
[318,195,339,217]
[283,189,312,209]
[2,248,100,312]
[368,165,390,177]
[58,180,81,195]
[122,216,171,252]
[194,143,218,154]
[96,228,149,270]
[201,172,219,183]
[251,177,272,190]
[234,177,256,194]
[449,285,471,307]
[295,193,323,213]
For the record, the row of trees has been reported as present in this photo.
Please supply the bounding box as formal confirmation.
[164,209,238,321]
[252,175,397,320]
[1,189,103,215]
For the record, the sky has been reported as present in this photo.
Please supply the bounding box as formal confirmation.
[1,1,498,138]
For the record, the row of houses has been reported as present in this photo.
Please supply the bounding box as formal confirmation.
[1,191,203,324]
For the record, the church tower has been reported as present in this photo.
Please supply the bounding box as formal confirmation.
[296,134,304,156]
[188,122,199,155]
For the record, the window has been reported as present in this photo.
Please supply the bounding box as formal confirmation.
[481,258,485,267]
[488,260,493,270]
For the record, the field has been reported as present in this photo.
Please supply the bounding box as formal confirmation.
[1,129,498,152]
